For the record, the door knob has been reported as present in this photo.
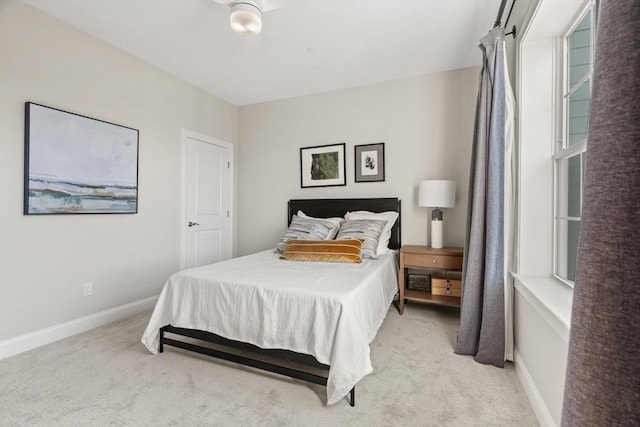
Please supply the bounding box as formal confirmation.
[188,221,200,227]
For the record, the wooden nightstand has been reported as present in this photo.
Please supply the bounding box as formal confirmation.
[398,245,464,314]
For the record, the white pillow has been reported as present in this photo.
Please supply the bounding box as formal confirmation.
[297,210,343,239]
[344,210,399,254]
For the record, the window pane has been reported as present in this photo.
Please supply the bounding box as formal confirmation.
[556,218,581,282]
[568,10,592,86]
[569,64,590,87]
[568,155,582,217]
[568,79,591,146]
[556,151,583,282]
[557,152,583,218]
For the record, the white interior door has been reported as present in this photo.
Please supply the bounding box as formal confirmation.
[183,130,233,269]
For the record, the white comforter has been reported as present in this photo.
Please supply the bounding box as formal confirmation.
[141,250,398,405]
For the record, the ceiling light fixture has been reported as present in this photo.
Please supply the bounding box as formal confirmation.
[229,1,262,34]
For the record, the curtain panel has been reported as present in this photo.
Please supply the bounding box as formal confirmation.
[562,0,640,424]
[455,26,515,367]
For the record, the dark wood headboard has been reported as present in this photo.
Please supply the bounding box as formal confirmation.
[288,198,401,250]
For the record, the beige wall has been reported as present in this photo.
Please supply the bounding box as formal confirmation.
[0,1,237,340]
[237,68,479,256]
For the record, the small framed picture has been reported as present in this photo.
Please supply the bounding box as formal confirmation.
[355,143,385,182]
[300,143,346,188]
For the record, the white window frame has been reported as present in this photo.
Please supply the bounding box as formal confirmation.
[552,4,594,286]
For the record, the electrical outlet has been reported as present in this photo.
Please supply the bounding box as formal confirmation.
[83,282,93,297]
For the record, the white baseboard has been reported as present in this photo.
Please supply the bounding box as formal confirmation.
[0,295,158,360]
[514,348,557,427]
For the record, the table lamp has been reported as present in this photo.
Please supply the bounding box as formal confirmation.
[418,180,456,248]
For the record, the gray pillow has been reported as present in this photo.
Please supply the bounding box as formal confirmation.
[276,215,337,252]
[335,219,386,259]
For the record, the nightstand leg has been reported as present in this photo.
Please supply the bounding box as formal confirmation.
[398,255,406,315]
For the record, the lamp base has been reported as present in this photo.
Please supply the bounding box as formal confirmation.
[431,219,443,249]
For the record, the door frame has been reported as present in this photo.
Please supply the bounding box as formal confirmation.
[180,128,234,270]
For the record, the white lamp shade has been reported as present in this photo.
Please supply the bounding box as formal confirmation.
[230,2,262,34]
[418,180,456,208]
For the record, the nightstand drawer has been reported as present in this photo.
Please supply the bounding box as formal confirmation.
[403,253,462,270]
[432,278,462,297]
[432,278,461,289]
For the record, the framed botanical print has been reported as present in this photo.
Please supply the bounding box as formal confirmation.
[300,143,346,188]
[355,142,385,182]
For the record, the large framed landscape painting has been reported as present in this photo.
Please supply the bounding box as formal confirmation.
[24,102,139,215]
[300,143,346,188]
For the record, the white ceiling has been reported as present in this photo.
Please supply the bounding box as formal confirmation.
[23,0,503,106]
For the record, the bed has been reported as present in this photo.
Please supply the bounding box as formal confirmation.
[141,198,401,406]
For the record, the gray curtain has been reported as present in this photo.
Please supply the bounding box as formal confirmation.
[562,1,640,425]
[455,27,508,367]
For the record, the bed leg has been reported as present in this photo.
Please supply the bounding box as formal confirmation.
[159,327,164,353]
[349,387,355,407]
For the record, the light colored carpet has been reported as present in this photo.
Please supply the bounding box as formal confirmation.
[0,305,538,426]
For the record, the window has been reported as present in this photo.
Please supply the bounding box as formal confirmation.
[554,8,593,284]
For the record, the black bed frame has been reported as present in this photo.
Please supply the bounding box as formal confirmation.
[159,198,401,406]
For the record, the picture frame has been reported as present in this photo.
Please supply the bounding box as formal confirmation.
[300,143,346,188]
[24,102,139,215]
[355,142,385,182]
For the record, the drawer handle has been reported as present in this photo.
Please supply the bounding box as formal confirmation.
[432,259,437,264]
